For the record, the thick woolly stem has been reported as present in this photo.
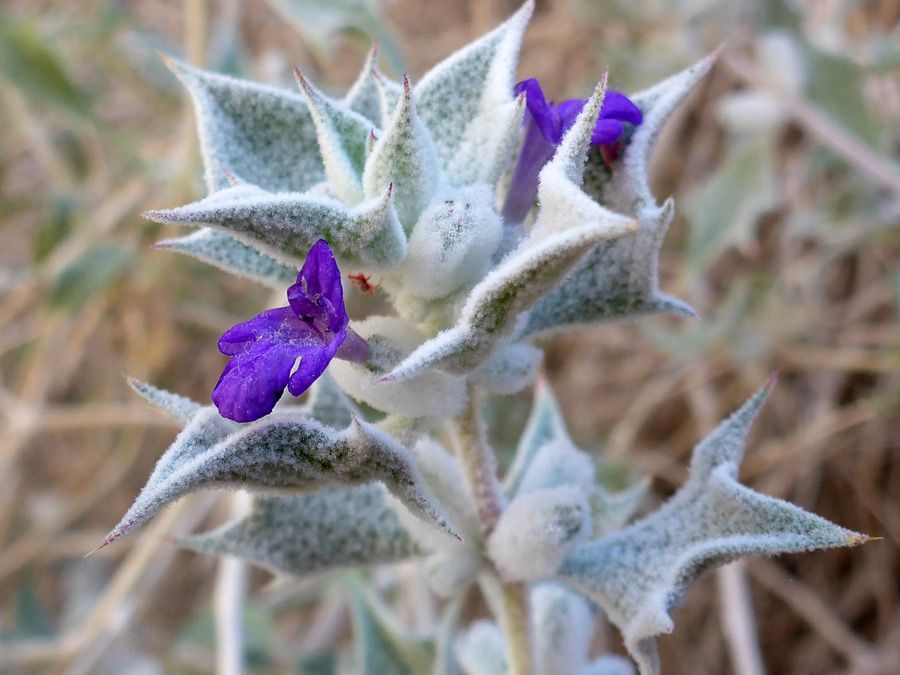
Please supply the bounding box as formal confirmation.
[449,385,533,675]
[447,385,506,534]
[480,574,534,675]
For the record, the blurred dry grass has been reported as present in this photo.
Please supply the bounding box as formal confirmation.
[0,0,898,673]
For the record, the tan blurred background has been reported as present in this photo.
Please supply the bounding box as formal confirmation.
[1,0,899,673]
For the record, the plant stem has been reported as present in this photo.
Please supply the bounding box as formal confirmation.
[479,575,534,675]
[449,385,533,675]
[447,385,505,533]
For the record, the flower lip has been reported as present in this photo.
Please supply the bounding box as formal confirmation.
[211,239,354,423]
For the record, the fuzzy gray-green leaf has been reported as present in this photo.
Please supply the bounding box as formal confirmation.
[103,413,459,548]
[558,383,871,675]
[166,58,323,194]
[146,183,406,270]
[414,1,532,185]
[183,484,419,576]
[155,228,298,288]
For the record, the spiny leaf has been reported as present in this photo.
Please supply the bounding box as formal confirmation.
[502,377,570,496]
[145,182,407,270]
[183,484,420,577]
[342,43,385,125]
[487,486,591,582]
[532,583,594,675]
[414,1,533,185]
[155,228,298,289]
[164,57,323,193]
[363,75,440,229]
[558,382,872,675]
[296,70,374,205]
[126,378,202,426]
[102,412,459,548]
[383,221,634,381]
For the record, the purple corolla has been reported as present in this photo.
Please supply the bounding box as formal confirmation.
[502,78,643,224]
[212,239,368,423]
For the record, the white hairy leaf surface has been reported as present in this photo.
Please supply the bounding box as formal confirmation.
[155,229,298,289]
[455,620,508,675]
[350,585,436,675]
[424,548,482,597]
[487,486,592,582]
[558,383,871,675]
[295,71,375,205]
[127,377,202,426]
[164,58,323,194]
[522,53,720,337]
[516,439,595,499]
[414,1,533,185]
[592,479,649,537]
[469,340,542,395]
[390,437,480,552]
[530,76,636,242]
[145,183,407,270]
[103,411,459,548]
[329,316,467,418]
[401,183,503,300]
[383,221,634,381]
[502,378,570,496]
[531,583,594,675]
[363,76,440,230]
[342,44,385,125]
[182,484,420,577]
[305,371,361,429]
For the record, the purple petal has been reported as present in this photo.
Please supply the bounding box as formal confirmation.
[212,340,304,422]
[218,307,319,356]
[600,90,643,126]
[293,239,343,303]
[554,99,586,139]
[287,333,344,397]
[591,119,624,146]
[515,79,561,144]
[501,113,558,223]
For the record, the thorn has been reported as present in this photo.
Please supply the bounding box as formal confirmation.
[370,41,379,58]
[764,372,779,392]
[84,535,113,558]
[452,532,463,543]
[847,534,882,545]
[156,50,175,69]
[222,168,242,186]
[369,128,378,142]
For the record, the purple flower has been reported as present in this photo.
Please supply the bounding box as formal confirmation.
[502,78,643,224]
[212,239,368,423]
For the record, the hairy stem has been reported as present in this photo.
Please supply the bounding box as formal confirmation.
[447,385,505,533]
[480,575,534,675]
[449,386,532,675]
